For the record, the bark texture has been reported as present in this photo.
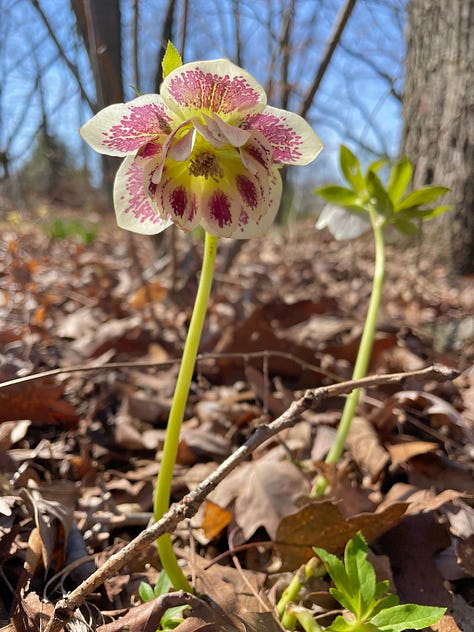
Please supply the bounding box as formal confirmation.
[72,0,123,191]
[402,0,474,274]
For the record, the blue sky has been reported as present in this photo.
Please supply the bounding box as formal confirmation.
[0,0,406,185]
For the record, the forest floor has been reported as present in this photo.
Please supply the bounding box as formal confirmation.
[0,210,473,631]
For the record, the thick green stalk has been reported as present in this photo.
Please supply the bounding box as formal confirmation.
[277,557,322,629]
[154,232,218,591]
[313,213,385,496]
[291,607,324,632]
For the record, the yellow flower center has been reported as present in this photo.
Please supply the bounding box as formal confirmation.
[188,151,224,180]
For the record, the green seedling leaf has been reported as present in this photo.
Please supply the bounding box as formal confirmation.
[314,547,353,603]
[314,547,360,614]
[314,185,362,207]
[344,533,376,619]
[162,41,182,79]
[159,604,190,629]
[367,158,387,173]
[396,186,449,211]
[387,158,412,204]
[401,205,451,221]
[340,145,365,192]
[371,593,399,617]
[154,569,173,596]
[138,581,156,602]
[366,171,393,218]
[370,604,446,632]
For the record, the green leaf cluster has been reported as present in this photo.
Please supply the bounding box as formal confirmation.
[314,533,446,632]
[139,571,190,630]
[315,145,450,240]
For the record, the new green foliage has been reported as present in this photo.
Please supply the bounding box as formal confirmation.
[315,145,449,240]
[314,533,445,632]
[139,571,190,631]
[312,146,450,496]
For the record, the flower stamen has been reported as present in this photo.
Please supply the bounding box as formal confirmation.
[188,151,224,181]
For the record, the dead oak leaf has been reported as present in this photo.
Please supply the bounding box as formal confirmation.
[275,499,408,570]
[210,457,310,540]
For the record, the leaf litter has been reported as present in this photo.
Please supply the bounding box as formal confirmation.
[0,217,473,630]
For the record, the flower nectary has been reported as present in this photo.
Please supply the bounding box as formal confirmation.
[80,58,322,239]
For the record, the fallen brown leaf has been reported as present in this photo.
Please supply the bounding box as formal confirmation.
[210,456,310,540]
[276,500,408,569]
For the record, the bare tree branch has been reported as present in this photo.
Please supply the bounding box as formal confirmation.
[338,41,402,101]
[299,0,358,119]
[29,0,94,111]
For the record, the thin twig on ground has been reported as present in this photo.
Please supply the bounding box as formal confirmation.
[42,364,458,632]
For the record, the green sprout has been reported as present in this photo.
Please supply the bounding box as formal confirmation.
[314,532,446,632]
[277,533,446,632]
[312,145,450,495]
[139,570,190,630]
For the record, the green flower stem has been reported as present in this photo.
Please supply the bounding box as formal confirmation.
[154,231,218,592]
[313,213,385,496]
[277,557,323,629]
[291,607,324,632]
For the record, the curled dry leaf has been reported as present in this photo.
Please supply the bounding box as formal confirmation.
[386,440,439,466]
[346,415,390,480]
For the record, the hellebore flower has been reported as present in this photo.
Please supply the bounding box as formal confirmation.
[80,58,322,239]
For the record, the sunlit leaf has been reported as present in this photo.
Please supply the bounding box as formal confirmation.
[160,604,190,629]
[154,570,173,596]
[344,532,376,619]
[387,158,412,204]
[366,171,393,217]
[314,185,362,206]
[340,145,365,192]
[368,158,388,173]
[162,41,183,78]
[370,604,446,632]
[396,186,449,211]
[402,205,451,221]
[138,581,155,602]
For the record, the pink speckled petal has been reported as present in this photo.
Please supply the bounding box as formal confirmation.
[192,115,227,148]
[198,137,278,238]
[114,156,172,234]
[161,59,267,122]
[80,94,174,157]
[157,179,200,233]
[239,131,274,175]
[243,105,323,165]
[191,113,251,149]
[199,185,242,238]
[167,126,196,161]
[231,168,282,239]
[231,135,282,239]
[212,115,251,147]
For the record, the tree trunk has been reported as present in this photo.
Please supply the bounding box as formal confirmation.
[72,0,124,191]
[402,0,474,274]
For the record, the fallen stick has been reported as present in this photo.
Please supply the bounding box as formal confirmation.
[43,364,458,632]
